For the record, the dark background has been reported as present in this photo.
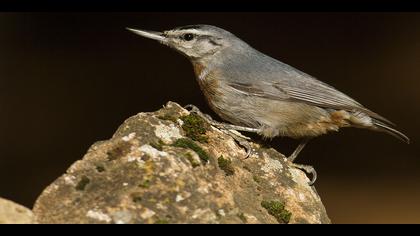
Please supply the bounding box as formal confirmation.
[0,12,419,223]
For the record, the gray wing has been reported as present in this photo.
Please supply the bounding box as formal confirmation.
[217,46,393,125]
[226,70,394,126]
[227,78,411,142]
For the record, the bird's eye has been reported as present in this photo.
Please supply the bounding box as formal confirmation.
[183,33,194,41]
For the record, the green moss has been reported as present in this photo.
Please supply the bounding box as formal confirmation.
[217,156,235,176]
[261,200,291,224]
[184,152,200,168]
[106,142,131,161]
[150,140,165,151]
[138,179,151,188]
[172,138,209,163]
[75,176,90,191]
[293,217,309,224]
[154,219,169,224]
[180,114,209,143]
[132,196,143,203]
[253,175,262,184]
[95,165,105,173]
[243,165,252,172]
[237,213,247,223]
[157,114,178,123]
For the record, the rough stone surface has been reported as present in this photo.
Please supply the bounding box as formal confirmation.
[33,102,330,224]
[0,198,34,224]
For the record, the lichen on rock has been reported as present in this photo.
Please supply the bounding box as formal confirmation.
[32,101,330,224]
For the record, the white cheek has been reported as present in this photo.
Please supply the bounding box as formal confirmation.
[199,42,220,55]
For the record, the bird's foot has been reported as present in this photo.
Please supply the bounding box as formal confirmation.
[184,104,256,158]
[223,129,255,158]
[286,138,316,185]
[290,162,317,186]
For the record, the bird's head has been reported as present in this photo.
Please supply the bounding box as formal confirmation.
[127,25,242,61]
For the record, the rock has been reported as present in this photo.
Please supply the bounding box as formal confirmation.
[33,102,330,224]
[0,198,34,224]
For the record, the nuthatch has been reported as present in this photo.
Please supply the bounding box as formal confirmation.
[127,25,409,184]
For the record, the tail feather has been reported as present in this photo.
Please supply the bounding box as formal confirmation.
[372,119,410,144]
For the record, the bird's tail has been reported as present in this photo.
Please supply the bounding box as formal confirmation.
[372,119,410,144]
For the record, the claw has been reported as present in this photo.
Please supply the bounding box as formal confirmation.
[184,104,194,109]
[290,163,317,185]
[184,104,199,112]
[239,139,253,159]
[223,129,254,159]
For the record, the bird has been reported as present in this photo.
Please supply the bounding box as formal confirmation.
[127,25,409,184]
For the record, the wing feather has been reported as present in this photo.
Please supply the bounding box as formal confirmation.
[227,78,394,126]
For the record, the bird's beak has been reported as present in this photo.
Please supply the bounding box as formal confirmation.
[126,28,166,43]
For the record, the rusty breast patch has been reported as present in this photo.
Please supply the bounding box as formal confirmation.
[192,62,222,110]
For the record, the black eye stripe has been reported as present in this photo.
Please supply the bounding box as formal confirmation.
[208,40,222,46]
[178,34,222,46]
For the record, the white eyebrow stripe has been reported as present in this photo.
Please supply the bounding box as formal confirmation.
[176,29,202,34]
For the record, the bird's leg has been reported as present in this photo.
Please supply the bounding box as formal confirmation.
[288,139,309,162]
[213,123,261,134]
[184,104,259,157]
[185,105,317,184]
[288,138,317,185]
